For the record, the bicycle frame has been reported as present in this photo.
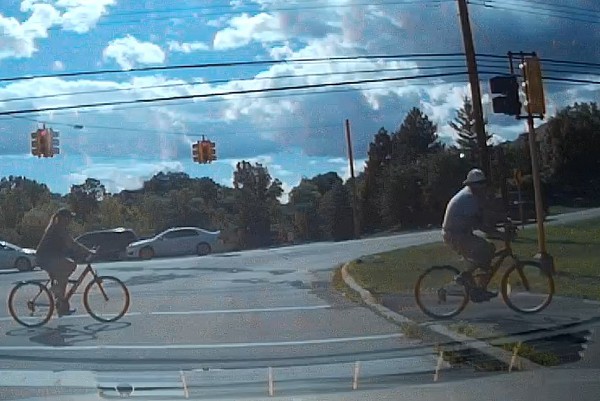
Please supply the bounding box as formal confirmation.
[474,223,523,289]
[45,263,101,302]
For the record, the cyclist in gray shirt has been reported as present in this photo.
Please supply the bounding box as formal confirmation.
[442,169,504,300]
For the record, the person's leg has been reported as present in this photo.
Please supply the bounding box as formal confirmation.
[50,259,76,314]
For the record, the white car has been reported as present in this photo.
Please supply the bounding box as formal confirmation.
[0,241,37,271]
[126,227,222,260]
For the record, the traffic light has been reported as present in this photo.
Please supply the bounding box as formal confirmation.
[489,75,522,116]
[199,141,210,163]
[31,131,39,157]
[50,129,60,156]
[192,141,201,163]
[521,57,546,115]
[207,141,216,163]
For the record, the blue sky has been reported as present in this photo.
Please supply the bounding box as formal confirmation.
[0,0,598,201]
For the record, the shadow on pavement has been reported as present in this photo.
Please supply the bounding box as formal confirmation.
[5,321,131,347]
[123,273,194,286]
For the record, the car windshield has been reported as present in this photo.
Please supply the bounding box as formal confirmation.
[0,1,599,400]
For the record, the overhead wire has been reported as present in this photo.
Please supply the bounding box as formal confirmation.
[0,53,468,83]
[36,0,453,32]
[469,0,600,24]
[0,64,471,104]
[0,71,469,116]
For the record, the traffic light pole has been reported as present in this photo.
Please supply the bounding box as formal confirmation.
[457,0,490,177]
[509,51,554,274]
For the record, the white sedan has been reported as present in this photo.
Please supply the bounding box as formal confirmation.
[126,227,222,260]
[0,241,37,271]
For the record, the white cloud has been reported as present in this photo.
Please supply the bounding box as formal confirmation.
[52,60,65,71]
[167,40,210,53]
[103,35,166,70]
[55,0,116,33]
[0,3,61,60]
[213,13,286,50]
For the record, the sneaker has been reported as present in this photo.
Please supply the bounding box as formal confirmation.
[470,288,498,303]
[57,308,77,317]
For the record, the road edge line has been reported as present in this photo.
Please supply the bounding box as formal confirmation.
[340,262,542,371]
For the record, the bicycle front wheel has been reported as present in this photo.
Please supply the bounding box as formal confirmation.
[83,276,130,322]
[8,281,54,327]
[501,261,554,314]
[415,265,469,319]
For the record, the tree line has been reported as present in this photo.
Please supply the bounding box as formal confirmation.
[0,101,597,251]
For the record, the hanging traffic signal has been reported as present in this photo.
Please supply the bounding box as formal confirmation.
[192,141,200,163]
[207,141,216,163]
[50,129,60,156]
[200,140,211,164]
[521,56,546,115]
[490,75,522,116]
[31,131,39,157]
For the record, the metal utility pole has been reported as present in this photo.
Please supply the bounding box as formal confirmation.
[457,0,490,177]
[345,119,360,239]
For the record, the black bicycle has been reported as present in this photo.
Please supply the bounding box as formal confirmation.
[414,219,555,319]
[8,251,130,327]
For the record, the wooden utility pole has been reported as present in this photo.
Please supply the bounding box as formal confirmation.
[457,0,490,177]
[345,119,360,239]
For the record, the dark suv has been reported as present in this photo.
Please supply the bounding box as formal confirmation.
[75,228,138,261]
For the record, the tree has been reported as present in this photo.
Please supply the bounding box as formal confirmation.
[449,96,492,162]
[233,161,282,248]
[318,182,353,241]
[68,178,106,223]
[392,107,441,164]
[361,128,392,232]
[289,179,322,241]
[545,102,600,199]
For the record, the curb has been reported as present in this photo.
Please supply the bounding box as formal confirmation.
[341,262,542,371]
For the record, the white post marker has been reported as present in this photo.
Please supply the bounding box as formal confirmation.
[434,350,444,382]
[268,367,274,396]
[509,342,522,373]
[180,370,189,399]
[352,361,360,390]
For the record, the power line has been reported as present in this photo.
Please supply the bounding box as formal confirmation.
[0,53,466,83]
[6,114,345,137]
[490,0,600,17]
[0,71,469,117]
[477,54,600,70]
[469,1,600,24]
[37,0,453,32]
[0,64,471,104]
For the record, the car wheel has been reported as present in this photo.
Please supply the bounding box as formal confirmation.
[139,247,154,260]
[196,243,211,256]
[15,257,32,272]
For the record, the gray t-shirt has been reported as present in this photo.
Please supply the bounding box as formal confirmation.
[442,186,482,234]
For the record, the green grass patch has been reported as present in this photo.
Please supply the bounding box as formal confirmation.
[331,265,363,304]
[400,322,424,339]
[500,343,560,366]
[349,218,600,301]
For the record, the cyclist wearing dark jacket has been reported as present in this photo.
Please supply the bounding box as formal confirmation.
[36,208,93,316]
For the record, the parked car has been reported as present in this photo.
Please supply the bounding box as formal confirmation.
[126,227,222,260]
[0,241,37,271]
[75,228,139,261]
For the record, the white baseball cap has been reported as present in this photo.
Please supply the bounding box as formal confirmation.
[463,168,487,185]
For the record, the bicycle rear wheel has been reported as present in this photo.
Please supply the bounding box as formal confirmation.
[501,261,554,314]
[415,265,469,319]
[8,281,54,327]
[83,276,130,322]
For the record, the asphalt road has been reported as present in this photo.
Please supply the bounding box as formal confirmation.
[0,228,443,373]
[0,207,599,399]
